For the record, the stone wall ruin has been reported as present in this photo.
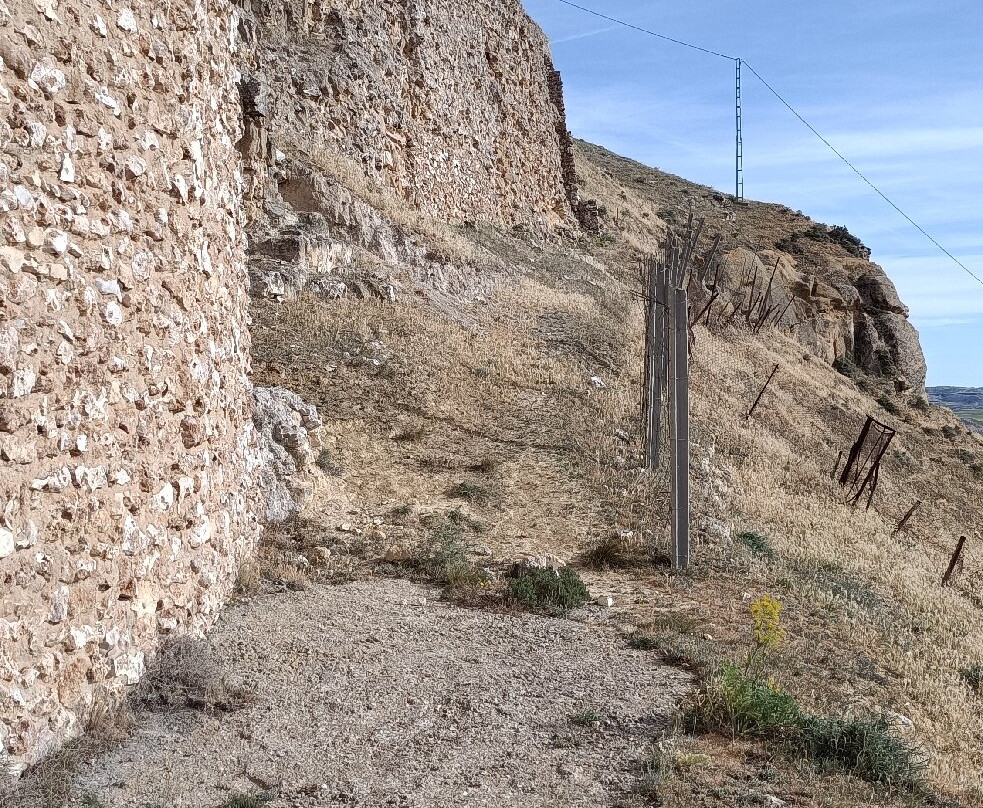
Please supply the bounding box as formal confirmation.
[0,0,259,775]
[1,0,586,777]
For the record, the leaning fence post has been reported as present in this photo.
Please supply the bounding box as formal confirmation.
[746,364,779,421]
[893,500,922,537]
[942,535,968,586]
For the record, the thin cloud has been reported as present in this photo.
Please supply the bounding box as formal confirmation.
[550,25,619,45]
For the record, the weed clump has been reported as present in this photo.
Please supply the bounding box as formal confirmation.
[447,480,493,505]
[794,713,927,785]
[877,393,900,415]
[507,565,589,613]
[832,356,860,378]
[960,664,983,694]
[408,519,492,595]
[686,595,926,787]
[133,637,247,713]
[736,530,775,559]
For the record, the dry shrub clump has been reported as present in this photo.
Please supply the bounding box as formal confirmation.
[133,637,249,714]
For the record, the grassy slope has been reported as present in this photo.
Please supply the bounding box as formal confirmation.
[249,141,983,807]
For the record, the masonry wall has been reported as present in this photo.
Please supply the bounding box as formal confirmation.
[0,0,259,774]
[238,0,579,229]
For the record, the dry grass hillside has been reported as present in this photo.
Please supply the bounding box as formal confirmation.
[242,141,983,806]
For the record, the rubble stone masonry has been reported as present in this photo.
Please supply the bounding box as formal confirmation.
[239,0,578,229]
[0,0,261,774]
[1,0,582,776]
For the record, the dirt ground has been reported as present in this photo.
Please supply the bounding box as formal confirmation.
[66,580,688,808]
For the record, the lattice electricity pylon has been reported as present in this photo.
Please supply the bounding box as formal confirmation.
[838,416,896,509]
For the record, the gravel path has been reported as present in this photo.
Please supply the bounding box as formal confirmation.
[71,579,688,808]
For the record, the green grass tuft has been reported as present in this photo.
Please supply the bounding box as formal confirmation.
[736,530,775,559]
[507,566,589,613]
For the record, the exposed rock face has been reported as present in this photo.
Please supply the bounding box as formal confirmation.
[0,0,260,775]
[252,387,322,525]
[703,249,926,394]
[236,0,577,231]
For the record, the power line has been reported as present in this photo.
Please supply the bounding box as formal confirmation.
[740,61,983,288]
[551,0,736,61]
[549,0,983,290]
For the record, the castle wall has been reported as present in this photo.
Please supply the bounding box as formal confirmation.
[0,0,259,773]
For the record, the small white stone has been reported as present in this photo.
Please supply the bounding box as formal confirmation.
[0,527,14,558]
[26,121,46,149]
[11,367,36,398]
[94,87,121,116]
[95,277,123,300]
[0,246,24,274]
[59,154,75,183]
[117,9,138,33]
[55,340,74,365]
[100,301,123,326]
[13,186,35,210]
[125,156,147,178]
[29,61,66,96]
[90,15,108,36]
[50,586,70,623]
[151,483,174,511]
[44,229,69,255]
[590,375,607,389]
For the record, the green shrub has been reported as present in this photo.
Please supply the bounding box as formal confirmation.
[409,520,492,593]
[960,664,983,694]
[219,795,271,808]
[736,530,775,559]
[315,449,340,475]
[688,665,926,786]
[877,394,900,415]
[687,662,801,737]
[792,713,927,786]
[569,707,604,727]
[446,480,492,505]
[507,566,589,613]
[832,356,860,378]
[909,395,930,412]
[582,534,632,569]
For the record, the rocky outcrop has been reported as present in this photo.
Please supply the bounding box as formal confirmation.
[252,387,322,525]
[0,0,259,776]
[708,250,926,394]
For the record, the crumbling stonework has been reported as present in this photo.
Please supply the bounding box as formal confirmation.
[236,0,577,230]
[0,0,260,775]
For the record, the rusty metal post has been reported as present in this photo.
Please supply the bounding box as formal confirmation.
[747,364,780,421]
[942,535,968,586]
[893,500,922,537]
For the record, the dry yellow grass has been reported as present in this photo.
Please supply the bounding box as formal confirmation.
[246,140,983,805]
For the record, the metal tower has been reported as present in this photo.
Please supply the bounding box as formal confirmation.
[735,58,744,202]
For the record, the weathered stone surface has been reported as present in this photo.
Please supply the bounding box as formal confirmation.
[0,0,260,776]
[252,387,322,525]
[856,271,909,316]
[237,0,577,230]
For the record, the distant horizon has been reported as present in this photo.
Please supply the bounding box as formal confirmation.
[525,0,983,387]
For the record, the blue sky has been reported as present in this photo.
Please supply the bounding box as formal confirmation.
[524,0,983,386]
